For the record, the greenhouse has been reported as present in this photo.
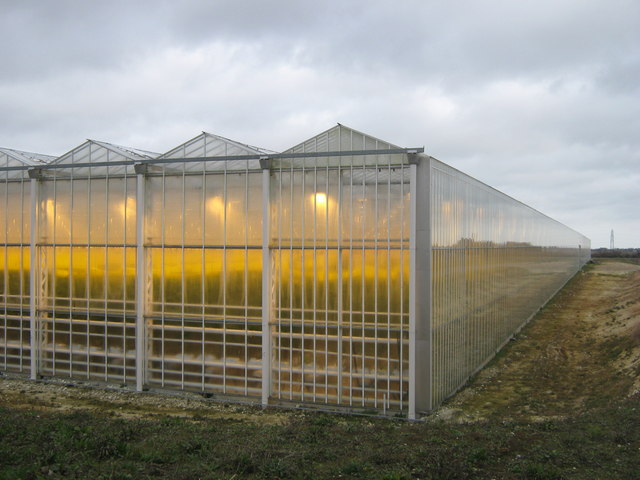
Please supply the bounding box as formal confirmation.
[0,125,590,418]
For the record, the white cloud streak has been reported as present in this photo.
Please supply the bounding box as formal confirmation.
[0,0,638,247]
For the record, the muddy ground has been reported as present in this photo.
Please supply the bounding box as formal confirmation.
[1,258,639,423]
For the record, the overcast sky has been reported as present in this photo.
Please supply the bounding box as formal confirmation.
[1,0,638,247]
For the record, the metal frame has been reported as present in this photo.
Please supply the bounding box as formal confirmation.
[135,169,146,391]
[267,140,411,412]
[0,148,424,175]
[29,178,38,379]
[0,135,592,419]
[261,165,271,405]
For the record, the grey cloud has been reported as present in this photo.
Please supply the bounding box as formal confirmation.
[0,0,638,246]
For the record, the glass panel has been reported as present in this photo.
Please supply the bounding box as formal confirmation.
[36,168,137,383]
[145,168,262,397]
[39,246,136,383]
[270,159,410,412]
[430,160,591,406]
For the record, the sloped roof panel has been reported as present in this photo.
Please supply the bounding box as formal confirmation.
[158,132,273,172]
[90,140,159,161]
[0,147,55,180]
[283,124,400,154]
[50,140,159,176]
[278,124,405,168]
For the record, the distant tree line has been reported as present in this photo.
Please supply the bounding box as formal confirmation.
[591,248,640,258]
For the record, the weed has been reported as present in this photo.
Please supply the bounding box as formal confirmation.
[380,473,411,480]
[341,459,365,476]
[467,447,489,464]
[584,423,606,440]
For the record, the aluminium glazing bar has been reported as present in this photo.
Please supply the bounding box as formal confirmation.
[312,167,317,401]
[12,148,424,174]
[85,173,92,379]
[336,159,343,405]
[222,164,228,393]
[180,169,186,390]
[261,166,271,406]
[408,162,417,420]
[301,163,306,402]
[69,166,75,377]
[135,170,146,391]
[123,172,131,384]
[200,171,207,392]
[29,178,38,380]
[373,161,379,407]
[103,171,110,381]
[293,167,298,400]
[51,174,58,376]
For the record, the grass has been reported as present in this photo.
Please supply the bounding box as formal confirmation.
[0,398,639,479]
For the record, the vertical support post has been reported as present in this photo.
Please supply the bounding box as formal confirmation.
[29,178,38,380]
[336,168,343,405]
[408,155,432,419]
[135,166,146,391]
[261,161,271,406]
[408,163,417,419]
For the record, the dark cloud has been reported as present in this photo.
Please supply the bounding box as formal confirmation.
[0,0,637,247]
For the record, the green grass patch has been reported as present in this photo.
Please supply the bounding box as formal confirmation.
[1,398,639,479]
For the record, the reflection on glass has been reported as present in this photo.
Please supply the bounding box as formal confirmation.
[145,167,263,397]
[270,161,411,410]
[0,179,31,373]
[430,160,590,406]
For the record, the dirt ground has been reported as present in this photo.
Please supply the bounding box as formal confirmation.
[437,258,640,422]
[1,258,639,423]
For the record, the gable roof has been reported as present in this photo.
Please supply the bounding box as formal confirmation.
[0,147,56,180]
[157,132,275,172]
[160,132,273,159]
[283,123,400,154]
[53,139,158,165]
[278,124,406,169]
[49,139,159,176]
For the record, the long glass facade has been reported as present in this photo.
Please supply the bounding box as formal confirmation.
[429,159,590,406]
[0,125,590,417]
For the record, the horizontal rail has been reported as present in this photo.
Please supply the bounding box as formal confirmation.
[0,148,424,173]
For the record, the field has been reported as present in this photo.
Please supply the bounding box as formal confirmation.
[1,258,639,479]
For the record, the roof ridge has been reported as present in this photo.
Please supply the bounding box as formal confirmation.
[88,139,159,160]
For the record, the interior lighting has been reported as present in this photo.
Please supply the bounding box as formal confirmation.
[206,196,225,217]
[314,192,327,207]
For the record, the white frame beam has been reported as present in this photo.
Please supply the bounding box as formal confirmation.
[135,167,146,391]
[29,178,39,380]
[261,163,272,406]
[408,154,433,420]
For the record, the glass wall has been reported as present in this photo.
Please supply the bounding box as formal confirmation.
[37,142,141,384]
[0,162,32,373]
[144,133,265,397]
[144,167,263,396]
[0,127,592,417]
[270,154,411,411]
[430,160,590,405]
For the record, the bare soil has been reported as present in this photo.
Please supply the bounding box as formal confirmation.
[0,376,290,426]
[1,258,638,423]
[437,258,640,422]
